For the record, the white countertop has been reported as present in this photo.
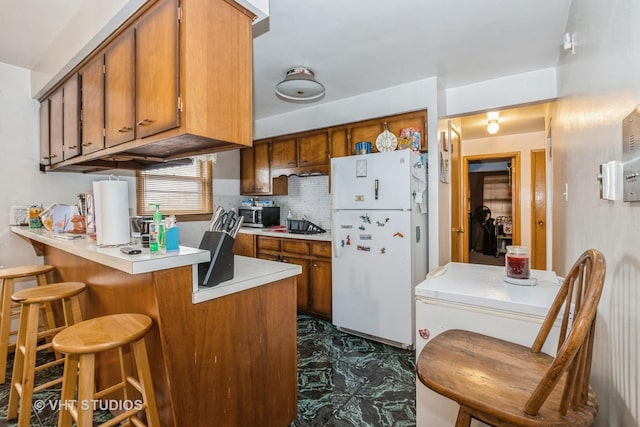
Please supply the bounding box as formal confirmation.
[193,256,301,303]
[238,226,332,241]
[416,262,561,318]
[12,226,210,274]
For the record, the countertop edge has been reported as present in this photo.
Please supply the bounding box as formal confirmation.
[238,227,332,241]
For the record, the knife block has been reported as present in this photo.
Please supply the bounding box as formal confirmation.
[198,231,235,287]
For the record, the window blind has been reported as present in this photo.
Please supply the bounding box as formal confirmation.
[136,159,213,216]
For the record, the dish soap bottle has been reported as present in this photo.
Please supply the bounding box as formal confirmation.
[149,204,165,255]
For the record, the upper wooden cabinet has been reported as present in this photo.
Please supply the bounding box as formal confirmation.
[105,28,135,147]
[135,0,179,139]
[39,0,255,172]
[298,132,329,170]
[270,131,330,177]
[270,138,297,172]
[80,56,105,155]
[40,74,81,166]
[240,141,288,196]
[61,76,81,161]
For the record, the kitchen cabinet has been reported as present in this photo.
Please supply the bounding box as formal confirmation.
[329,127,350,159]
[256,236,332,319]
[240,141,288,196]
[41,74,80,165]
[105,28,135,147]
[270,130,330,177]
[39,0,255,172]
[270,138,297,172]
[80,55,105,155]
[232,232,255,257]
[135,0,179,139]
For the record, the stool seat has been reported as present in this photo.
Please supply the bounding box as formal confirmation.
[0,265,54,280]
[12,281,86,304]
[53,313,152,354]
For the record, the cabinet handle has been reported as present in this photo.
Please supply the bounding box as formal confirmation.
[67,145,77,149]
[118,126,133,133]
[137,118,154,126]
[49,154,57,158]
[82,142,93,147]
[312,263,318,268]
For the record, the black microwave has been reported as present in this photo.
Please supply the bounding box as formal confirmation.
[238,206,280,228]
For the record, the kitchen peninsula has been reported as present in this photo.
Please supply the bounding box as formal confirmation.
[11,226,301,427]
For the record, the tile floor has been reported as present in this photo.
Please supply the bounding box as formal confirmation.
[0,314,416,426]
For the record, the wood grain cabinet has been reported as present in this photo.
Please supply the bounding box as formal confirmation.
[39,0,254,172]
[240,140,288,195]
[40,74,80,165]
[256,236,332,319]
[270,131,330,177]
[232,232,255,257]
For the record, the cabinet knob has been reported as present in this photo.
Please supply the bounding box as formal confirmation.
[452,227,465,233]
[137,118,154,126]
[537,220,545,226]
[118,126,133,133]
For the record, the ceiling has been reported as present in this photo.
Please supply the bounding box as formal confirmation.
[0,0,570,137]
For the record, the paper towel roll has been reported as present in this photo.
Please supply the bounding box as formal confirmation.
[93,180,130,246]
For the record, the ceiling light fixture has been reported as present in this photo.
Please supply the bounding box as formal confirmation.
[275,67,325,102]
[487,119,500,135]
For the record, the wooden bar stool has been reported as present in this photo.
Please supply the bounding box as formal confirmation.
[7,281,86,427]
[0,264,56,384]
[52,313,160,427]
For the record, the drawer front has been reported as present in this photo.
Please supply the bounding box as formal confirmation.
[282,240,310,255]
[257,236,281,252]
[311,242,331,258]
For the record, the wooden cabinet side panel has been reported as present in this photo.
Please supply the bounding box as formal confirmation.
[155,276,297,427]
[62,74,81,160]
[105,28,136,147]
[49,88,64,164]
[39,100,50,166]
[80,55,105,155]
[136,0,179,139]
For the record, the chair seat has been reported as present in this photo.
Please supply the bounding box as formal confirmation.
[52,313,152,355]
[11,282,86,304]
[417,329,598,427]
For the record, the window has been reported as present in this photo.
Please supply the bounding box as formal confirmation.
[136,159,213,217]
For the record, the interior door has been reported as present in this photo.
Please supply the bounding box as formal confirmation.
[449,123,465,262]
[531,149,547,269]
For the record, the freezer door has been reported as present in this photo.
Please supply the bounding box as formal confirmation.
[332,209,414,347]
[331,150,412,210]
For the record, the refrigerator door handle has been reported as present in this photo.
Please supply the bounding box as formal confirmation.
[332,232,342,258]
[374,179,379,200]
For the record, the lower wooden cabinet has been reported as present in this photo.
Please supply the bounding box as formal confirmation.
[255,235,332,319]
[232,232,255,257]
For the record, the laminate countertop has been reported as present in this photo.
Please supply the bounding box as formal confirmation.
[238,226,332,242]
[11,226,301,304]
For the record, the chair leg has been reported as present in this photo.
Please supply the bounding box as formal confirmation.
[455,407,472,427]
[0,278,15,384]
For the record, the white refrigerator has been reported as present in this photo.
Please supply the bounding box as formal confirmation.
[331,150,428,349]
[415,262,563,426]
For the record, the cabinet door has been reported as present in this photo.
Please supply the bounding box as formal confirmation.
[81,54,105,155]
[105,28,135,147]
[387,111,427,152]
[39,100,50,166]
[298,132,329,169]
[281,256,310,311]
[62,74,81,161]
[136,0,179,139]
[49,87,64,164]
[240,147,256,195]
[271,138,297,172]
[310,260,332,319]
[233,233,255,257]
[252,142,272,194]
[350,122,383,153]
[330,128,350,159]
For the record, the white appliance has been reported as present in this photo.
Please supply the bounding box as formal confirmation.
[331,150,428,349]
[415,262,563,427]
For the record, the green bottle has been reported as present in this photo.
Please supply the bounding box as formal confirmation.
[149,204,164,254]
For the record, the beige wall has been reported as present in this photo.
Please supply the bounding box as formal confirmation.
[461,131,546,250]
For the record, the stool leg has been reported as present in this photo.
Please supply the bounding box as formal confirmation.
[8,303,41,426]
[0,278,15,384]
[77,353,96,427]
[132,337,160,427]
[58,353,80,427]
[36,273,59,358]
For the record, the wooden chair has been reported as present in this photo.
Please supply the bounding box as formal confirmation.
[417,249,606,426]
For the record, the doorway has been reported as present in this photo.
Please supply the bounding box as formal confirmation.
[464,153,520,266]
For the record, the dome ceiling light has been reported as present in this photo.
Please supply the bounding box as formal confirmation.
[486,111,500,134]
[275,67,325,102]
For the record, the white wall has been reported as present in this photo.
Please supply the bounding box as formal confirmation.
[0,62,131,270]
[462,131,546,250]
[553,1,640,426]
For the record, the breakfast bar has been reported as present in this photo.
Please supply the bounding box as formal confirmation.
[10,226,302,427]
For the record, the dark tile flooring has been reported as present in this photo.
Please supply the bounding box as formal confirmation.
[0,315,416,426]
